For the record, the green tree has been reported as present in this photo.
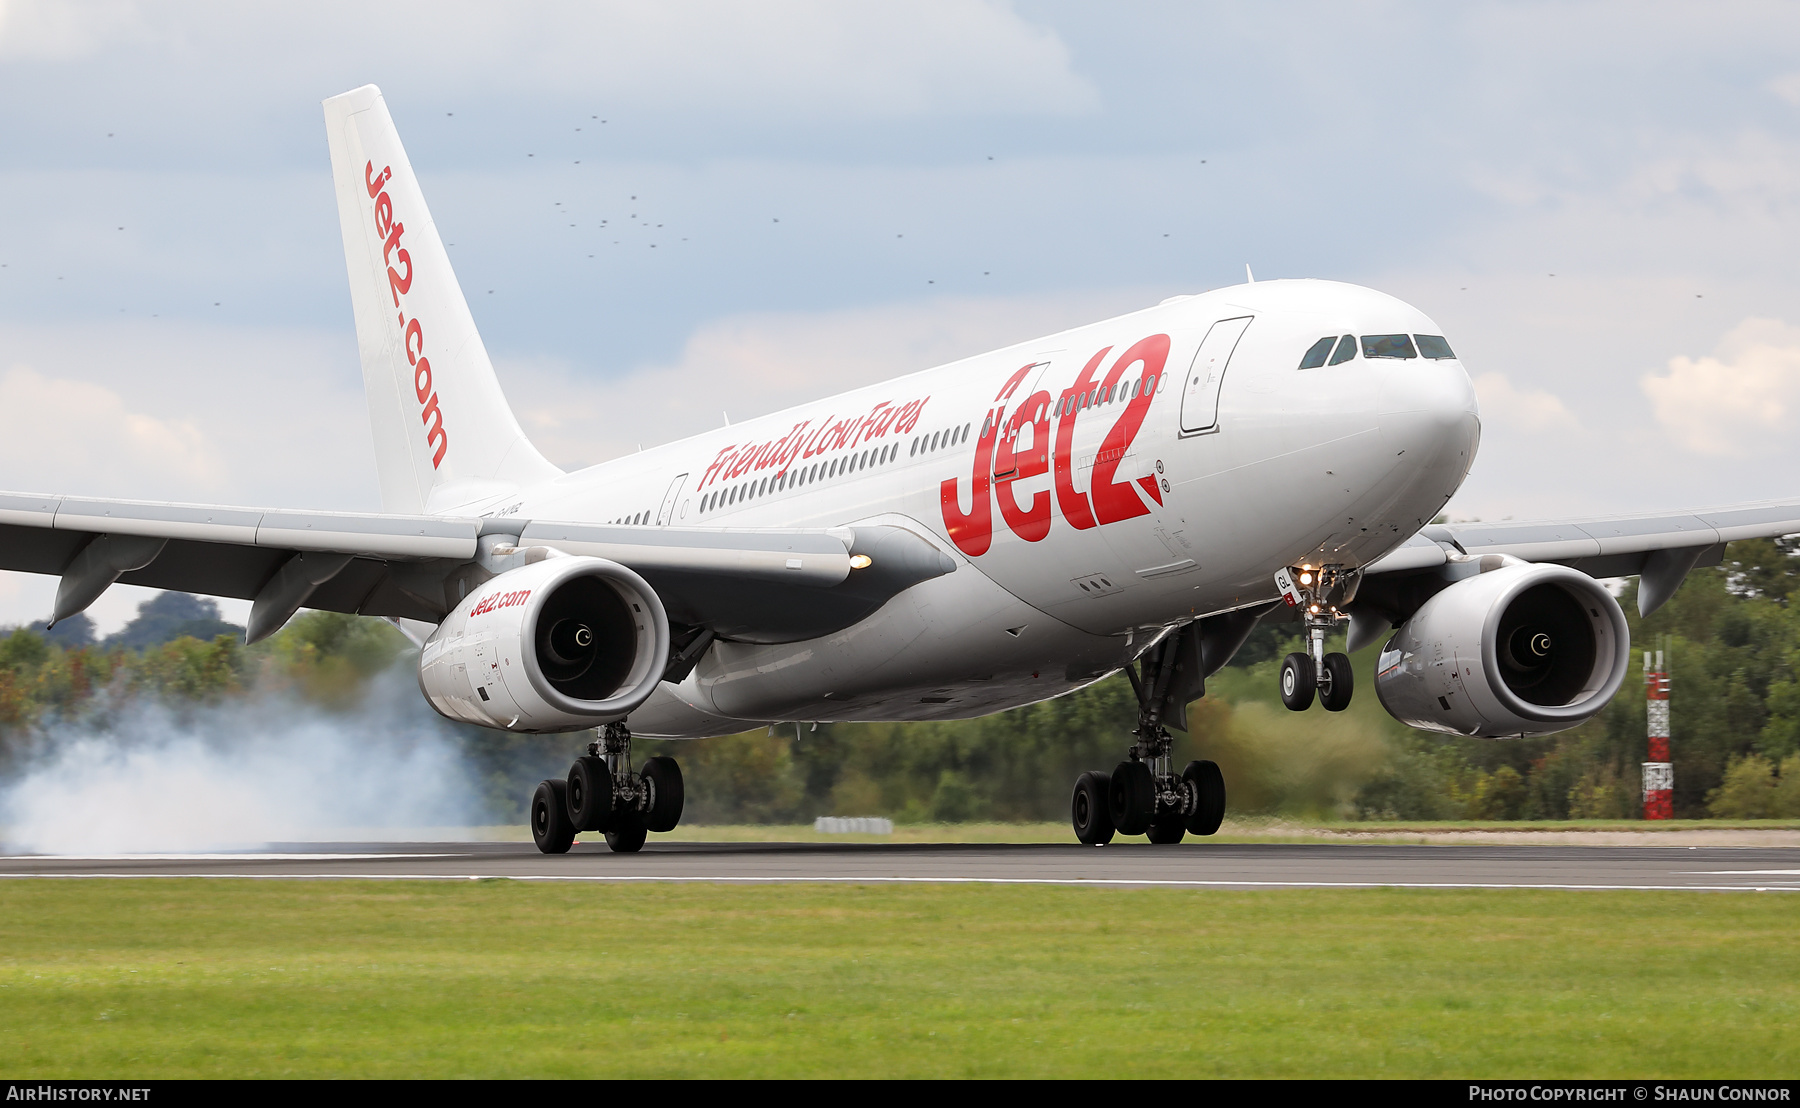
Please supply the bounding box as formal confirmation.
[1706,754,1800,818]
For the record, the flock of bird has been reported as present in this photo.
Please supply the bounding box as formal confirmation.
[7,122,1717,314]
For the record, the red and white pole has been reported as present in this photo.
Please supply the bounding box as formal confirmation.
[1643,647,1672,820]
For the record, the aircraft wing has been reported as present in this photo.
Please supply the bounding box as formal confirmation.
[0,492,952,645]
[1361,497,1800,618]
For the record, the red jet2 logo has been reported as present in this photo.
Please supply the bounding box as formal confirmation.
[470,588,531,618]
[941,334,1168,557]
[367,162,447,469]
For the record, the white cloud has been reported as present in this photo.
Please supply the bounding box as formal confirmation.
[0,365,223,490]
[0,0,145,60]
[510,0,1099,117]
[1471,372,1578,434]
[0,0,1096,120]
[0,320,372,508]
[500,288,1153,470]
[1620,132,1800,210]
[1641,317,1800,456]
[1768,71,1800,108]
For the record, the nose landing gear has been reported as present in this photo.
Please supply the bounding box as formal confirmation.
[1275,564,1357,713]
[531,722,685,855]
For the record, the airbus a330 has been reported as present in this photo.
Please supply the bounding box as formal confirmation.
[7,86,1794,852]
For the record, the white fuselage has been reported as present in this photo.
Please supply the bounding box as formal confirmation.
[447,279,1480,737]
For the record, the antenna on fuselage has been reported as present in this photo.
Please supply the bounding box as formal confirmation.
[1245,263,1256,283]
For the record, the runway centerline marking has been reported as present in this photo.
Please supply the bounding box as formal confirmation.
[0,872,1793,892]
[1683,869,1800,875]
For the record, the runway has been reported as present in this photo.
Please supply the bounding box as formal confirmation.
[2,840,1798,891]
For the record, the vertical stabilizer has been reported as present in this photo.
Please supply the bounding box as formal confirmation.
[324,85,561,515]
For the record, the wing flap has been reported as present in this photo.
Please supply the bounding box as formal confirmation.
[255,509,474,559]
[0,491,923,637]
[52,496,262,545]
[0,493,480,561]
[517,521,852,585]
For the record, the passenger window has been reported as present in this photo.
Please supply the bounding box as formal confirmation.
[1328,335,1356,365]
[1415,335,1456,360]
[1361,334,1417,359]
[1298,337,1335,370]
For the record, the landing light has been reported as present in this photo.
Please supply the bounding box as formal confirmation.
[850,555,873,569]
[1299,572,1314,586]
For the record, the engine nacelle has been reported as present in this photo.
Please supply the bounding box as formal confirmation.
[1375,563,1629,737]
[418,555,671,733]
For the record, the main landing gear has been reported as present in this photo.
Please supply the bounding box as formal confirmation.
[531,722,684,855]
[1276,564,1356,713]
[1070,627,1226,846]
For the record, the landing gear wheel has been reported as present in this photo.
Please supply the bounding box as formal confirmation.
[531,779,576,855]
[1147,812,1186,844]
[1181,760,1226,836]
[605,811,648,853]
[567,755,613,832]
[1319,652,1354,712]
[1280,652,1316,711]
[1071,771,1115,846]
[641,756,684,833]
[1108,760,1156,836]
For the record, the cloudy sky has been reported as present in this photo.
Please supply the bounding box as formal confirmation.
[2,1,1799,631]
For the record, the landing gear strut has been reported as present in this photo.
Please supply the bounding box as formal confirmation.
[531,722,685,855]
[1070,626,1226,846]
[1275,564,1357,713]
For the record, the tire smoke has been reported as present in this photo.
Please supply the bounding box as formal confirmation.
[0,669,485,854]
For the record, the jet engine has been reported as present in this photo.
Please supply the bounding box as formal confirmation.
[418,554,670,732]
[1374,563,1629,737]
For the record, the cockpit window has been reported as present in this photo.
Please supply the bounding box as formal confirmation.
[1361,334,1417,359]
[1328,335,1356,365]
[1297,337,1335,370]
[1415,334,1456,360]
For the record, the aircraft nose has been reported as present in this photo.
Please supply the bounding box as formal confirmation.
[1378,359,1481,482]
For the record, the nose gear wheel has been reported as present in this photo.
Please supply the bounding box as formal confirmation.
[1276,564,1358,714]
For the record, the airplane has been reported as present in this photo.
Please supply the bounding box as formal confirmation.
[4,85,1797,853]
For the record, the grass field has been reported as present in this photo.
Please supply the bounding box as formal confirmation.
[1,880,1794,1077]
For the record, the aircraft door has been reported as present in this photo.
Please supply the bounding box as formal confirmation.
[657,473,690,526]
[1179,316,1253,435]
[991,354,1057,480]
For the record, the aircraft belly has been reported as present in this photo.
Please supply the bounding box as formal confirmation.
[661,556,1130,729]
[628,684,745,739]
